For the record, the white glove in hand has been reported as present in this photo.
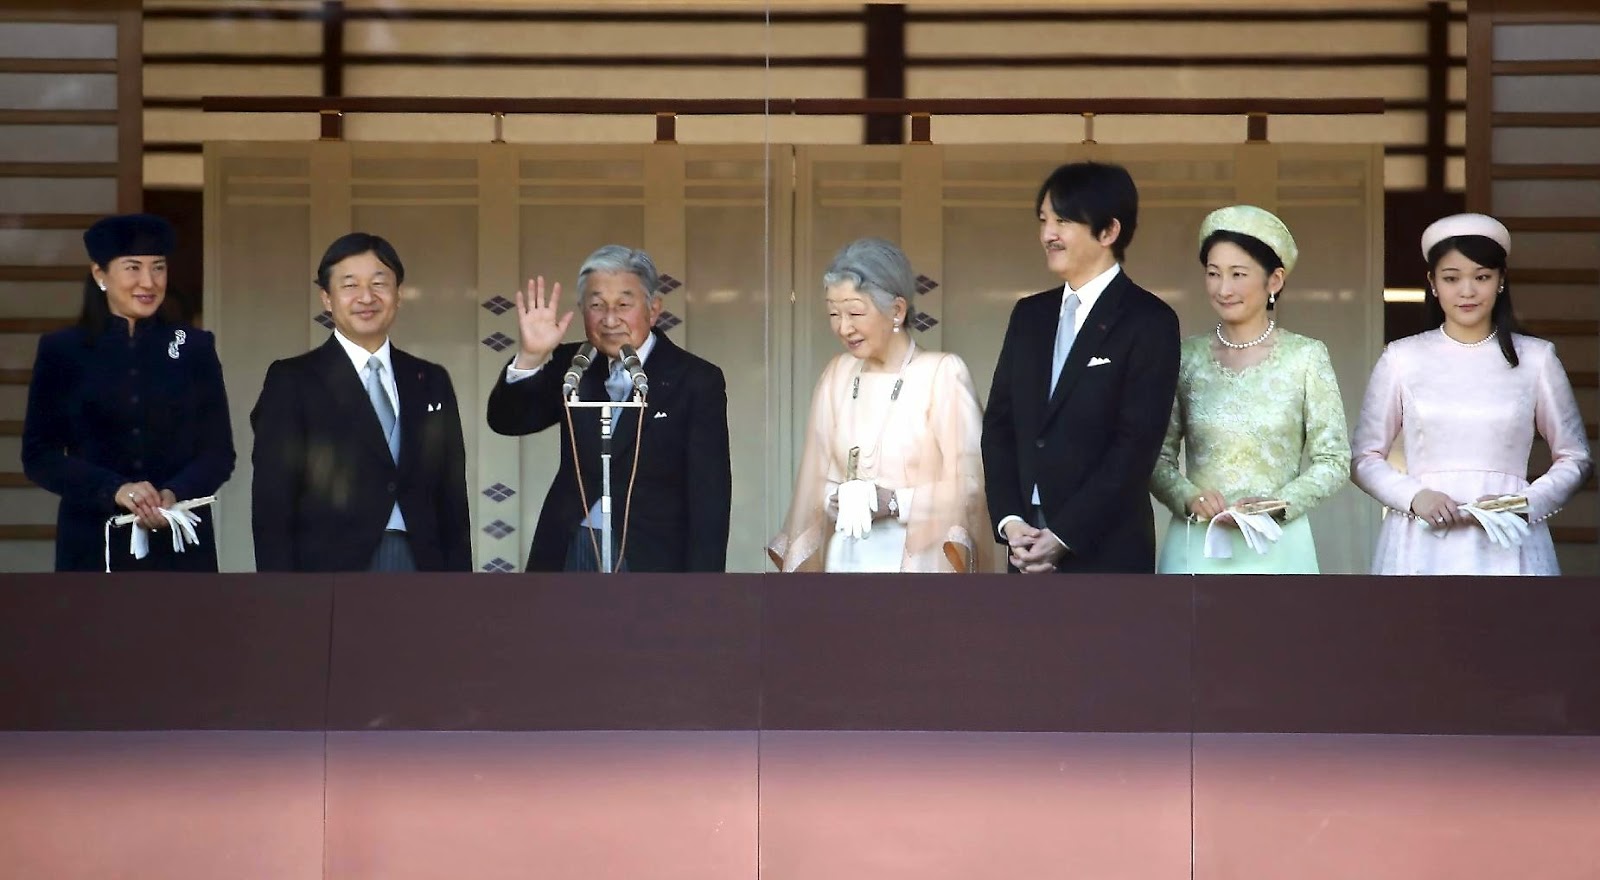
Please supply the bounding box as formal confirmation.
[130,507,203,560]
[833,479,878,541]
[1462,506,1530,550]
[1203,510,1283,559]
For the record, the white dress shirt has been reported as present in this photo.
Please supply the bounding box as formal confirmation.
[504,333,658,529]
[997,262,1123,545]
[332,328,406,532]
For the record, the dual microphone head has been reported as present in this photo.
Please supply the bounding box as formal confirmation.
[561,341,648,400]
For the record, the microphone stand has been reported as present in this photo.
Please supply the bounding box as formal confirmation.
[566,387,646,573]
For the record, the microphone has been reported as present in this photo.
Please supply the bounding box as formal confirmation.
[618,343,649,398]
[561,342,596,398]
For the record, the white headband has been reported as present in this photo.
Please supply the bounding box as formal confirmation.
[1420,213,1511,260]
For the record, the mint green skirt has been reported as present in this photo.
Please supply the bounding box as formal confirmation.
[1156,515,1320,575]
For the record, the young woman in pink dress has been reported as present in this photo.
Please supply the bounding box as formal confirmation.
[1352,213,1592,575]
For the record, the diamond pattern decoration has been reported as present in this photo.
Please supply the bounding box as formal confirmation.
[481,557,517,574]
[483,519,515,539]
[908,309,940,333]
[655,274,682,296]
[481,295,515,316]
[654,311,682,332]
[915,275,939,295]
[481,332,516,352]
[482,482,516,503]
[314,311,335,329]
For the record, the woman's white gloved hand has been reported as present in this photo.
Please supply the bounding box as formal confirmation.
[833,479,879,540]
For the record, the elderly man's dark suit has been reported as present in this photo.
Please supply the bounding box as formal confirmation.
[486,329,732,572]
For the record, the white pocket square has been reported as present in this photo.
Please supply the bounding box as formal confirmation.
[652,411,668,419]
[1087,357,1111,367]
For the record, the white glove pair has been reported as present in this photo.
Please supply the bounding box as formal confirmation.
[1415,497,1531,550]
[131,506,203,560]
[103,495,217,572]
[1203,509,1283,559]
[833,479,879,541]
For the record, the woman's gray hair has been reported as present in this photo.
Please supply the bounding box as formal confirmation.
[822,237,915,317]
[577,244,660,303]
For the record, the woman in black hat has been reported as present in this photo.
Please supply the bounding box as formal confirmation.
[22,213,236,571]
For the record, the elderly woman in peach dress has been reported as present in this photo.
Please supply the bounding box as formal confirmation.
[768,238,991,573]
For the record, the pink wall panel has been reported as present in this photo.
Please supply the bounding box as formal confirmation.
[756,731,1193,880]
[1195,734,1600,880]
[323,731,759,880]
[0,732,325,880]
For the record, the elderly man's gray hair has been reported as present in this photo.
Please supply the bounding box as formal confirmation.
[822,238,916,317]
[577,244,661,302]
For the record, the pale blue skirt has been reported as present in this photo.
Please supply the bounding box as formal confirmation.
[1156,514,1319,575]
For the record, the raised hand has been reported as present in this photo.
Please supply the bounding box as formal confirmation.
[512,276,574,370]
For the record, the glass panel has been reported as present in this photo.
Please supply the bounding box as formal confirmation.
[0,73,116,111]
[1494,24,1600,61]
[0,22,116,58]
[0,124,116,162]
[1494,75,1600,114]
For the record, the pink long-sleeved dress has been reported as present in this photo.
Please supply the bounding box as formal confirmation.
[1352,329,1592,575]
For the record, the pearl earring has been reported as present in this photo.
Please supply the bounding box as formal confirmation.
[893,320,901,333]
[97,283,106,292]
[1269,293,1277,306]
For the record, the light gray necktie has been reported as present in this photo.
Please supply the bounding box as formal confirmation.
[365,355,398,461]
[1049,292,1081,394]
[605,360,633,402]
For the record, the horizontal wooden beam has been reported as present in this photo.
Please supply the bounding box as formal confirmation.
[0,420,22,437]
[905,9,1466,23]
[1570,371,1598,389]
[143,142,203,154]
[0,473,34,489]
[0,524,53,541]
[1501,216,1600,232]
[0,317,74,334]
[0,110,119,125]
[1384,144,1467,157]
[0,58,117,74]
[0,162,117,178]
[202,96,1387,117]
[0,213,100,230]
[906,54,1464,69]
[0,369,32,385]
[143,7,1466,24]
[1492,59,1600,75]
[1516,269,1600,285]
[0,267,84,282]
[1492,112,1600,128]
[1549,526,1595,545]
[1521,318,1600,336]
[1492,164,1600,180]
[148,51,1463,70]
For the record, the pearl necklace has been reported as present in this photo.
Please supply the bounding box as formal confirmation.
[1441,325,1496,348]
[1216,319,1275,349]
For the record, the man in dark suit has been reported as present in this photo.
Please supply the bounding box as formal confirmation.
[486,245,731,572]
[982,162,1180,573]
[250,232,472,572]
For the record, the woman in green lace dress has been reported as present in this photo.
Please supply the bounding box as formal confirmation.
[1150,206,1351,574]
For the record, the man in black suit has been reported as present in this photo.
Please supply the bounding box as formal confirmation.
[250,233,472,572]
[982,162,1180,573]
[486,245,731,572]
